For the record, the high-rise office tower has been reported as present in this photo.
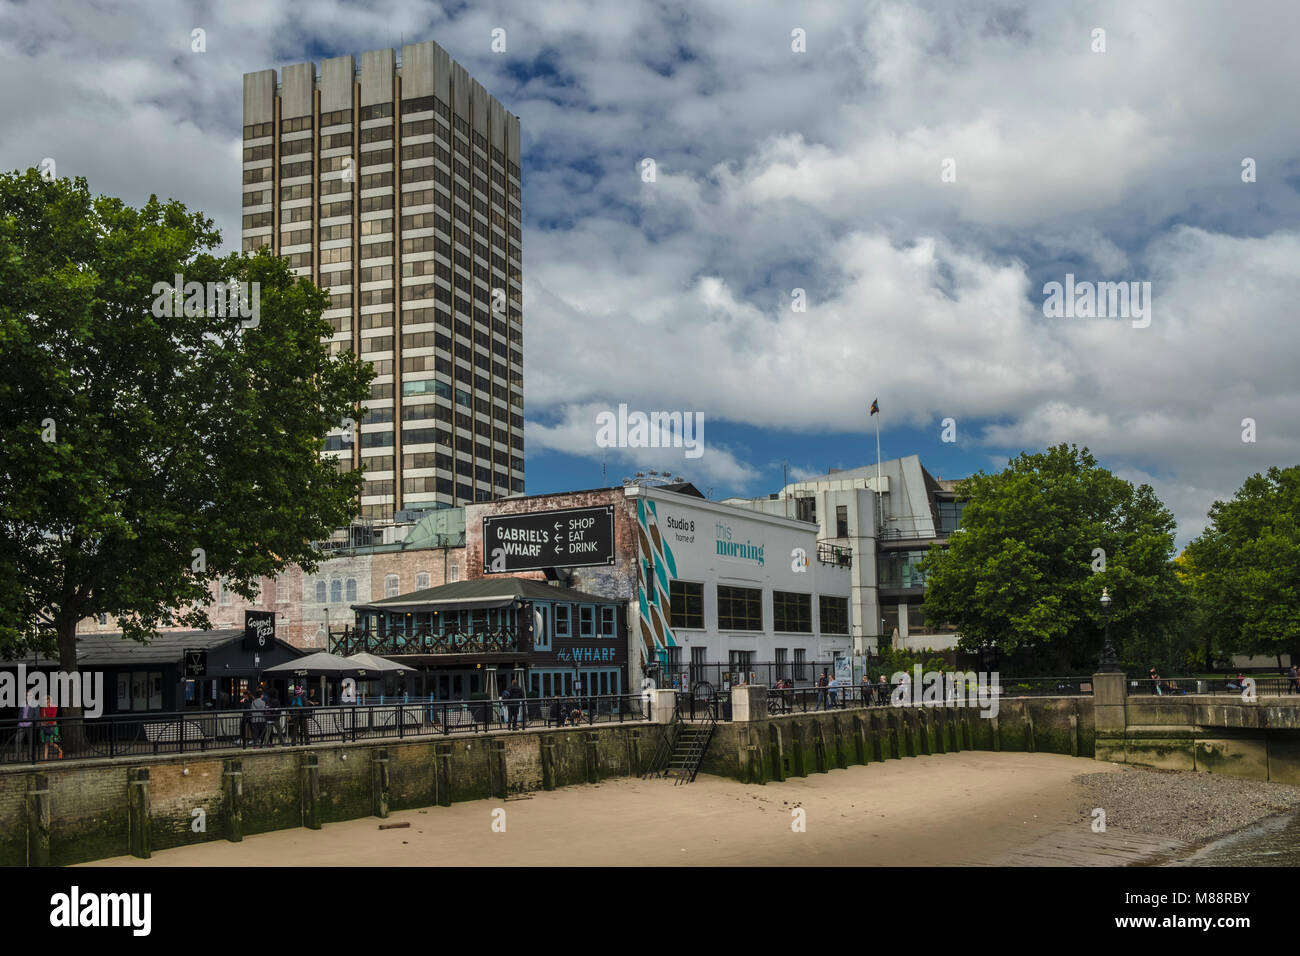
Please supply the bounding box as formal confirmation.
[242,43,524,522]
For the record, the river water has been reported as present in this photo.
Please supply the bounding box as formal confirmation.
[1166,811,1300,866]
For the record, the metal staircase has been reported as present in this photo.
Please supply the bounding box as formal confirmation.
[643,686,717,785]
[664,719,715,784]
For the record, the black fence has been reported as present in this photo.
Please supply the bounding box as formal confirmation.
[996,676,1095,697]
[676,688,731,721]
[765,684,888,714]
[1131,677,1300,697]
[655,662,841,691]
[0,694,649,766]
[331,626,527,656]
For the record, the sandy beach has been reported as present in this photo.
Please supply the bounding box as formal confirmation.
[90,751,1141,867]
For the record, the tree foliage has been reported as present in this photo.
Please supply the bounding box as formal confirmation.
[0,169,372,670]
[1183,466,1300,664]
[920,444,1184,669]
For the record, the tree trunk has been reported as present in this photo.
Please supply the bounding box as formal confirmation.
[56,617,87,754]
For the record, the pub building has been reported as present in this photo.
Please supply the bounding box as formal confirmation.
[0,628,305,715]
[336,578,630,703]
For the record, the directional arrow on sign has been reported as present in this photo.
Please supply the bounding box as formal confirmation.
[554,521,562,533]
[554,543,562,554]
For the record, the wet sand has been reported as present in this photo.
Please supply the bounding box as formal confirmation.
[88,752,1129,867]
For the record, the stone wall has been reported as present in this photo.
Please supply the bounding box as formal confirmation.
[1096,685,1300,784]
[0,722,668,867]
[698,696,1095,784]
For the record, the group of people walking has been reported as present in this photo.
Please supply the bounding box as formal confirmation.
[239,685,320,747]
[14,693,63,760]
[769,671,896,711]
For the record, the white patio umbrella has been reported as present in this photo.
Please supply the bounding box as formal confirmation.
[344,652,417,674]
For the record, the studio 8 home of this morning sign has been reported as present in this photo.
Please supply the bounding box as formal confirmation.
[483,505,616,573]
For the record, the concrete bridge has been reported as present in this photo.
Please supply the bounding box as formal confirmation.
[1093,672,1300,784]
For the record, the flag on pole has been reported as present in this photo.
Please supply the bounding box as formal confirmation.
[870,398,879,416]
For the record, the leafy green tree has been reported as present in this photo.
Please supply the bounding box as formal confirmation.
[920,444,1184,671]
[0,170,371,697]
[1183,466,1300,669]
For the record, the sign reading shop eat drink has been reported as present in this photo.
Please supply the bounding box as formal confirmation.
[483,506,616,573]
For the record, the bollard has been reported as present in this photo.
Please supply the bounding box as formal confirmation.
[372,750,390,818]
[491,739,509,798]
[584,732,600,784]
[791,724,808,777]
[1070,713,1079,757]
[867,713,884,762]
[223,759,244,843]
[830,717,848,769]
[902,710,917,758]
[539,739,556,791]
[25,774,50,867]
[301,753,321,829]
[128,768,151,859]
[768,723,787,782]
[627,729,642,776]
[851,714,867,765]
[435,742,453,805]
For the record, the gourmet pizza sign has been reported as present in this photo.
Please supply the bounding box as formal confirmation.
[483,506,616,573]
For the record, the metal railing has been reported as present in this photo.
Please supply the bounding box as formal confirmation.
[766,684,888,714]
[332,626,528,656]
[677,688,731,721]
[995,676,1095,697]
[816,541,852,567]
[0,694,649,765]
[1131,677,1300,697]
[657,662,840,691]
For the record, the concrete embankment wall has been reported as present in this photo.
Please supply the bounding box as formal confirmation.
[1095,691,1300,784]
[699,697,1094,784]
[0,723,668,867]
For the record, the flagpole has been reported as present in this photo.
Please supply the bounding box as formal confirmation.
[874,405,882,532]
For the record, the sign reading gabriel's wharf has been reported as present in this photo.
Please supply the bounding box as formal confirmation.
[483,506,616,573]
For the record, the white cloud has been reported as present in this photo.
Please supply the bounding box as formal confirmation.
[2,0,1296,542]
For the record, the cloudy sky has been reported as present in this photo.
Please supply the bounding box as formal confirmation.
[2,0,1296,545]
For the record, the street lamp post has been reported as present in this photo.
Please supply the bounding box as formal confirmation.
[1098,588,1121,673]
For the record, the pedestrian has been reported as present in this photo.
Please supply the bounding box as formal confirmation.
[505,679,523,730]
[860,674,872,707]
[40,695,63,760]
[816,669,829,710]
[266,688,284,746]
[249,690,268,747]
[288,685,307,744]
[549,695,565,728]
[828,675,840,709]
[877,674,889,706]
[237,688,253,745]
[15,691,37,760]
[1288,664,1299,695]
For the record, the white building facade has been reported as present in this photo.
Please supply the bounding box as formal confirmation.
[723,456,966,655]
[629,485,854,689]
